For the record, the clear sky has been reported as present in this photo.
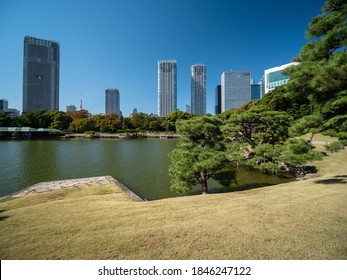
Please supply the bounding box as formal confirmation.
[0,0,326,116]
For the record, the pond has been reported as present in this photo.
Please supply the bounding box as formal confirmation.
[0,139,293,200]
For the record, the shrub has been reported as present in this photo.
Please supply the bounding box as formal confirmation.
[325,141,345,153]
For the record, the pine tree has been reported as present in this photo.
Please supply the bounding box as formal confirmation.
[169,116,230,194]
[282,0,347,138]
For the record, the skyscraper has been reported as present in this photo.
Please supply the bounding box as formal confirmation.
[105,88,120,115]
[158,60,177,117]
[22,36,60,113]
[221,71,251,112]
[191,64,206,115]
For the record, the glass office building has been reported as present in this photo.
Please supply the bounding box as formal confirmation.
[22,36,60,113]
[158,60,177,117]
[221,71,251,112]
[264,62,299,94]
[105,88,120,115]
[190,64,206,115]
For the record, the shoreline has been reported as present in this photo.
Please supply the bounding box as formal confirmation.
[1,176,144,202]
[0,133,180,140]
[63,132,180,139]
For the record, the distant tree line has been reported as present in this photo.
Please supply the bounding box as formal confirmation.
[0,109,195,133]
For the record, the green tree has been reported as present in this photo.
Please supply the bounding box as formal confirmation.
[281,138,323,177]
[49,111,73,131]
[282,0,347,134]
[247,143,283,174]
[0,112,13,126]
[130,112,155,131]
[121,117,133,130]
[14,110,52,128]
[165,110,194,131]
[169,116,229,194]
[223,106,293,149]
[289,114,325,142]
[148,120,161,131]
[221,106,324,176]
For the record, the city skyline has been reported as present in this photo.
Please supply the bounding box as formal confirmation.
[0,0,326,115]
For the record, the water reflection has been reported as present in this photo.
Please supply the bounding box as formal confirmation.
[0,139,293,200]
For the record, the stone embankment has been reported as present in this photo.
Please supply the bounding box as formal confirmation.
[11,176,144,202]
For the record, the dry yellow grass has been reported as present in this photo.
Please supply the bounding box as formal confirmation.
[0,148,346,260]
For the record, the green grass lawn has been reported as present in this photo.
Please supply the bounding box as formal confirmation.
[0,147,346,260]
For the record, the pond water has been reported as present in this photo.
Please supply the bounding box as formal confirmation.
[0,139,293,200]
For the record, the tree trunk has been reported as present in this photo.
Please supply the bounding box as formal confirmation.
[308,131,316,143]
[200,171,209,194]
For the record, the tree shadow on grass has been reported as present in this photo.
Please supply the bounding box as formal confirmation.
[0,209,10,221]
[206,183,280,195]
[227,183,283,192]
[0,215,10,221]
[315,175,347,185]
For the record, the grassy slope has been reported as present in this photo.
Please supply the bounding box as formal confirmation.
[0,148,346,260]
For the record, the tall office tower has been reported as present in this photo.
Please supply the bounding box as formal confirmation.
[158,60,177,117]
[105,88,120,115]
[190,64,206,115]
[22,36,60,113]
[264,62,299,94]
[221,71,251,112]
[215,85,221,115]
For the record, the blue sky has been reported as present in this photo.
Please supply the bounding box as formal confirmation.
[0,0,326,116]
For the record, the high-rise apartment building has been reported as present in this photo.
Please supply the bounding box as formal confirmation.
[22,36,60,113]
[190,64,206,115]
[221,71,251,112]
[105,88,120,115]
[158,60,177,117]
[264,62,299,94]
